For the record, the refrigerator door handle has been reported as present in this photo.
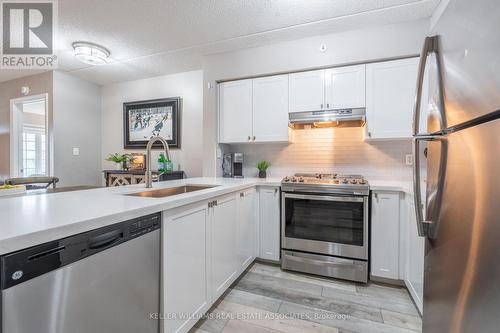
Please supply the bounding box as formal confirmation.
[412,35,446,136]
[413,135,444,237]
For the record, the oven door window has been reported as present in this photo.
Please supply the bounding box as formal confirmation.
[284,196,364,246]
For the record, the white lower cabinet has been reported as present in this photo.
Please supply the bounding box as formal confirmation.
[210,194,238,300]
[162,202,210,333]
[404,195,424,314]
[258,186,281,261]
[161,186,281,333]
[370,191,401,280]
[237,188,257,272]
[370,190,425,314]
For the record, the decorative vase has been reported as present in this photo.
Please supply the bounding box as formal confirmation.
[258,170,267,178]
[114,163,123,170]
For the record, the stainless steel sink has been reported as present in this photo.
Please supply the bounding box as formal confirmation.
[127,185,218,198]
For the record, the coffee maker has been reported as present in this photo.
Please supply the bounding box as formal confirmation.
[222,153,244,178]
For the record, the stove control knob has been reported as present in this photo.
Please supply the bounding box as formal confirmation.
[292,178,297,182]
[359,179,366,185]
[283,177,289,182]
[341,179,348,184]
[298,177,304,183]
[350,180,357,184]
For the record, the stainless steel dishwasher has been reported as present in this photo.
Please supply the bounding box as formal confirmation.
[0,212,161,333]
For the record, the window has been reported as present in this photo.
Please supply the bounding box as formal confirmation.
[22,126,46,177]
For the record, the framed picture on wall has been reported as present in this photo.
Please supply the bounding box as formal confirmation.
[123,97,181,149]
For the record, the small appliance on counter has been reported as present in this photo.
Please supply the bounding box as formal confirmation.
[222,153,244,178]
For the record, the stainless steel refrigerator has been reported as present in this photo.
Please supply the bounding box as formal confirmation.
[412,0,500,332]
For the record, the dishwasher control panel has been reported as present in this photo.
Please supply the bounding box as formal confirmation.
[130,213,160,237]
[0,212,161,290]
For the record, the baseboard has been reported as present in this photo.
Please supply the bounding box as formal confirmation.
[369,274,406,286]
[255,257,281,265]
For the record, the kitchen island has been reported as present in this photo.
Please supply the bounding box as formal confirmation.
[0,177,283,333]
[0,177,281,255]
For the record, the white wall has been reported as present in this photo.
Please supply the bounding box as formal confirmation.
[100,70,204,178]
[224,128,412,181]
[202,19,429,178]
[53,71,102,186]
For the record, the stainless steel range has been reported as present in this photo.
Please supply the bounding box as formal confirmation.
[281,173,369,283]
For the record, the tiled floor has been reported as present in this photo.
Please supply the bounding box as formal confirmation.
[191,262,421,333]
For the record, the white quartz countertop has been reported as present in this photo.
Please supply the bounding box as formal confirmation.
[367,179,413,194]
[0,177,281,255]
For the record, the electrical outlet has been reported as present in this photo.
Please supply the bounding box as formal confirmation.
[73,148,80,156]
[405,154,413,165]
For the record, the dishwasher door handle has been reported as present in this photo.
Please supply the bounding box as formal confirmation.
[88,230,124,250]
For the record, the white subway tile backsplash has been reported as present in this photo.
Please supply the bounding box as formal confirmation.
[221,127,412,181]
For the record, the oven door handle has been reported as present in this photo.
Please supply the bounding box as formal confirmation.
[283,252,363,267]
[283,192,364,203]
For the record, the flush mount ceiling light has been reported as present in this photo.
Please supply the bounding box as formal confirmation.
[72,42,110,65]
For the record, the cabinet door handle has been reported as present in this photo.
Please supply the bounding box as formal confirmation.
[253,136,256,141]
[240,192,244,198]
[247,136,251,141]
[320,103,323,109]
[274,188,278,195]
[215,200,218,206]
[326,103,329,108]
[368,132,372,138]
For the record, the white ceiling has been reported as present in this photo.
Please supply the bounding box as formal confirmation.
[0,0,441,85]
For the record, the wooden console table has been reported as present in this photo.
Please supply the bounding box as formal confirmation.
[102,170,185,187]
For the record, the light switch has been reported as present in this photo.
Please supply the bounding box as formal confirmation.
[405,154,413,165]
[73,148,80,156]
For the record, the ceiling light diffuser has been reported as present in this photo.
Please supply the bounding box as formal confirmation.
[72,42,110,65]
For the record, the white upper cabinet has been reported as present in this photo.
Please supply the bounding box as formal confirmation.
[252,75,289,142]
[325,64,366,109]
[289,66,365,113]
[288,70,325,113]
[219,76,289,143]
[219,79,253,143]
[365,58,419,140]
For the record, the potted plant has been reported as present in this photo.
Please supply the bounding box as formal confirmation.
[256,160,271,178]
[106,153,130,170]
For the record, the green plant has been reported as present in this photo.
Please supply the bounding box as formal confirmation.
[158,153,169,163]
[256,160,271,172]
[105,153,130,163]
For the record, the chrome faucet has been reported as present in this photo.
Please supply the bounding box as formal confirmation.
[145,136,171,188]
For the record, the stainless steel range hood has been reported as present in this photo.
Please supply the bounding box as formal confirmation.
[289,108,365,128]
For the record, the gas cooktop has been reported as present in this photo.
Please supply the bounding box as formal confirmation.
[281,173,369,195]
